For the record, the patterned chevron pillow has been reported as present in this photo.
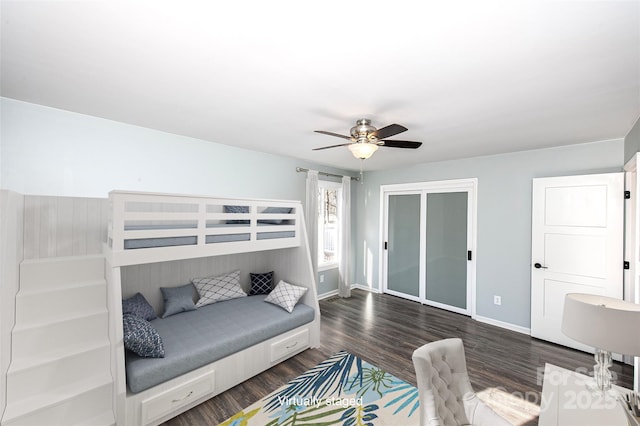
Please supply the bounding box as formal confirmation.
[122,314,165,358]
[192,269,247,308]
[249,271,274,295]
[224,205,250,224]
[122,292,157,321]
[264,280,307,313]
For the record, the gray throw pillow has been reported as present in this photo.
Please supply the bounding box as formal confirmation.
[122,292,157,321]
[122,313,165,358]
[160,284,197,318]
[258,207,292,225]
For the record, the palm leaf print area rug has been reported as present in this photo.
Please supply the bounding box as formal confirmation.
[221,351,420,426]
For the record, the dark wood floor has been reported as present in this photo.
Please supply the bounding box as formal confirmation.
[162,290,634,425]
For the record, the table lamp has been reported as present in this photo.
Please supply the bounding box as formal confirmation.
[561,293,640,392]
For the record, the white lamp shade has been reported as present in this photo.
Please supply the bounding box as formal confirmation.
[348,143,378,159]
[561,293,640,355]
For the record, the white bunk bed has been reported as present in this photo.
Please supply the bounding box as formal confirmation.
[104,190,321,426]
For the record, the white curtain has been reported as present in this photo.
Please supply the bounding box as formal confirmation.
[305,170,319,281]
[339,175,351,298]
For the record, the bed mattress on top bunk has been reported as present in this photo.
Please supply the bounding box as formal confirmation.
[123,223,295,249]
[125,295,315,393]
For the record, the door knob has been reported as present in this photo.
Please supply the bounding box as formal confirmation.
[534,263,548,269]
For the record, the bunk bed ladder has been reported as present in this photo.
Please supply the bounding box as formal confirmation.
[1,255,115,426]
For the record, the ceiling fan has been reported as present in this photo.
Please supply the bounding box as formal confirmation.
[314,118,422,160]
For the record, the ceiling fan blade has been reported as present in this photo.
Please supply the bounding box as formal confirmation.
[373,124,408,140]
[314,130,352,140]
[312,143,353,151]
[380,140,422,149]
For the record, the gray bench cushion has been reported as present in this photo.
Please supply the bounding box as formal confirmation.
[125,295,315,393]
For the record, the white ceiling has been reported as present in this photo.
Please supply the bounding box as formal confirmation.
[2,1,639,172]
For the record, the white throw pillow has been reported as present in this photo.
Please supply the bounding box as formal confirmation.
[192,270,246,308]
[264,280,307,313]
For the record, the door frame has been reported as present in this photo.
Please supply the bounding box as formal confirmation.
[624,154,639,305]
[624,153,639,391]
[379,178,478,318]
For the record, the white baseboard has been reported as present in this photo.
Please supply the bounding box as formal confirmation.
[322,286,529,336]
[474,314,531,335]
[319,284,380,300]
[351,283,380,293]
[317,289,339,300]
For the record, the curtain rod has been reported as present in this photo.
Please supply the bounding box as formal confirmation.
[296,167,360,181]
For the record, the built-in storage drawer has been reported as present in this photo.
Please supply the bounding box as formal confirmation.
[270,328,309,362]
[140,370,215,425]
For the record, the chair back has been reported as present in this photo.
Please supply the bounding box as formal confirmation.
[412,338,475,426]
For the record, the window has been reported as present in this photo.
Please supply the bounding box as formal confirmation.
[318,181,341,269]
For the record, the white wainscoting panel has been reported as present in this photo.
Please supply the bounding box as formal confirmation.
[121,252,274,314]
[23,195,108,259]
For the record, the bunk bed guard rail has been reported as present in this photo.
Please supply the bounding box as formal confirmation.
[106,191,301,266]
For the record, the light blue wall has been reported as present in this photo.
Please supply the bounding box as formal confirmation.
[625,116,640,164]
[0,97,354,202]
[317,267,339,296]
[0,97,355,294]
[356,139,623,329]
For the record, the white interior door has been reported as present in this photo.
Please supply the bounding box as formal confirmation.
[530,173,623,351]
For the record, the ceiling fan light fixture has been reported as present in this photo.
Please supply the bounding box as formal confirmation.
[348,142,378,160]
[313,118,420,159]
[350,118,376,139]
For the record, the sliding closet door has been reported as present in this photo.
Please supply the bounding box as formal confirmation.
[385,193,421,299]
[425,192,468,312]
[381,179,477,317]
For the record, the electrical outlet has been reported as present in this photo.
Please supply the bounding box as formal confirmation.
[319,275,324,283]
[494,295,502,306]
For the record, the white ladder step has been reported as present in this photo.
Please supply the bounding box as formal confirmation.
[8,340,109,374]
[11,310,108,360]
[16,279,106,326]
[19,254,105,291]
[3,254,113,426]
[6,343,111,404]
[2,376,113,426]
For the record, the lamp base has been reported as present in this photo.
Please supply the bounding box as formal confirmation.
[588,348,613,393]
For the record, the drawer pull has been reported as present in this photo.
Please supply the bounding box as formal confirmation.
[286,341,298,349]
[171,390,193,403]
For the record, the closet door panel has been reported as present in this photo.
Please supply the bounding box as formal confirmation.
[386,194,420,298]
[425,192,467,309]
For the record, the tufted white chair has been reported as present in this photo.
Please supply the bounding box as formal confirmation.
[412,338,512,426]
